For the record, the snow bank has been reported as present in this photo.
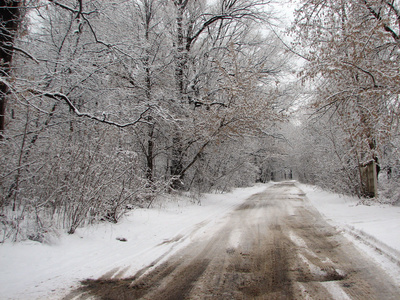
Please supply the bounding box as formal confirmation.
[298,184,400,252]
[0,184,268,300]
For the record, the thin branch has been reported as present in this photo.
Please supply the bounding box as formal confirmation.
[363,0,400,42]
[48,0,96,16]
[259,130,290,143]
[189,15,230,46]
[309,89,356,119]
[385,0,400,20]
[6,44,39,64]
[342,61,379,87]
[269,25,310,61]
[81,15,135,59]
[0,161,38,179]
[49,0,136,60]
[180,140,211,177]
[188,2,267,49]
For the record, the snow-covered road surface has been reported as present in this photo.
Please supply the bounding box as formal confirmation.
[68,182,400,299]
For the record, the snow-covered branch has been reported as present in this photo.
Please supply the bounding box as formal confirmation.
[31,90,152,128]
[48,0,96,17]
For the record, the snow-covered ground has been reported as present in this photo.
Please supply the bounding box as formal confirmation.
[1,182,400,299]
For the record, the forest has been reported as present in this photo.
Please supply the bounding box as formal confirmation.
[1,0,400,242]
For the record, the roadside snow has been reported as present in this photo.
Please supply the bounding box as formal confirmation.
[298,183,400,284]
[0,184,268,300]
[298,183,400,252]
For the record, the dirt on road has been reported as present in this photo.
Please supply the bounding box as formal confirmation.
[69,182,400,299]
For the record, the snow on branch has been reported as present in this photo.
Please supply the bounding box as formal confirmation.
[363,0,400,42]
[31,90,152,128]
[3,42,40,64]
[48,0,96,17]
[48,0,135,59]
[188,1,269,49]
[342,61,380,88]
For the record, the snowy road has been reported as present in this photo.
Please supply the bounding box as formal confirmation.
[68,182,400,299]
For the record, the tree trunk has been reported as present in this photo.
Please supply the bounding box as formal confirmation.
[175,3,186,103]
[146,120,154,182]
[0,1,21,139]
[142,0,155,183]
[170,1,188,189]
[170,135,184,189]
